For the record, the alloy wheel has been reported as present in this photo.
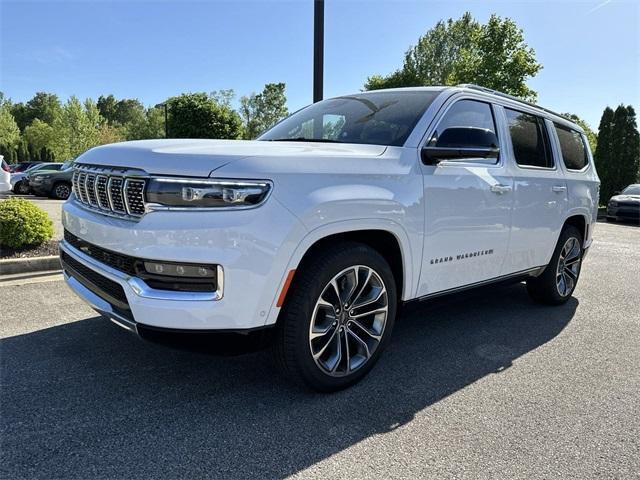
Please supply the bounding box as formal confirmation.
[309,265,389,377]
[55,184,70,199]
[556,237,581,297]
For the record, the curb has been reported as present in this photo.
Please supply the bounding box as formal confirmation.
[0,256,61,276]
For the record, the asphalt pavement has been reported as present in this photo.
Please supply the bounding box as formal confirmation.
[1,222,639,479]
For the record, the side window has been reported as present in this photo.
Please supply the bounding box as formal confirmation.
[505,108,553,168]
[554,123,588,170]
[429,99,498,150]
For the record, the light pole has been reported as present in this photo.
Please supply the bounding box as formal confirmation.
[155,102,168,138]
[313,0,324,103]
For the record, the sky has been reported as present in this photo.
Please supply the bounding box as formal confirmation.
[1,0,638,130]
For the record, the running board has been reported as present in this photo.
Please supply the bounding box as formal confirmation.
[412,266,546,303]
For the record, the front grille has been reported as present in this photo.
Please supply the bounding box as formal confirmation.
[61,250,130,311]
[72,165,146,220]
[64,230,137,275]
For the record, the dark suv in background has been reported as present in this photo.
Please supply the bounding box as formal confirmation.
[27,160,75,199]
[607,184,640,224]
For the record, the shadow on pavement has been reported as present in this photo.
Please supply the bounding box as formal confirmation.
[1,282,577,479]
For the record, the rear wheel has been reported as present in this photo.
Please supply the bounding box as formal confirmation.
[13,181,30,195]
[275,242,397,392]
[527,225,583,305]
[52,182,71,200]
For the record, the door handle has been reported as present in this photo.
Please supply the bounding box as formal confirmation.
[552,185,567,193]
[490,184,512,194]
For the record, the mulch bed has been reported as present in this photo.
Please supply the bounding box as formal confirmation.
[0,240,60,259]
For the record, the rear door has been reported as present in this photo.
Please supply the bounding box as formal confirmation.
[500,107,568,273]
[417,97,514,296]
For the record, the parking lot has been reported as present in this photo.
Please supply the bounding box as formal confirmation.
[1,222,639,479]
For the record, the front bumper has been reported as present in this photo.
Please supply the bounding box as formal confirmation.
[61,196,305,331]
[607,205,640,223]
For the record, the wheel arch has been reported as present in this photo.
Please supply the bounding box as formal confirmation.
[563,213,588,246]
[297,230,405,301]
[281,220,414,307]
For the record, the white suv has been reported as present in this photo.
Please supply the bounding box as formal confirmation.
[61,85,600,391]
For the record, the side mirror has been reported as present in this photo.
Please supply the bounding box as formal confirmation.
[422,127,500,165]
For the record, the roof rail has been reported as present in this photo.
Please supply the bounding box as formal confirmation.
[456,84,570,122]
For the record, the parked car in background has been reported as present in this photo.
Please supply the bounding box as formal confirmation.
[28,160,75,199]
[607,184,640,224]
[9,161,43,173]
[11,162,65,195]
[0,157,11,193]
[60,85,599,391]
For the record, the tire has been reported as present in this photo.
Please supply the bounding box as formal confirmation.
[13,181,30,195]
[526,225,583,305]
[274,242,397,392]
[52,182,71,200]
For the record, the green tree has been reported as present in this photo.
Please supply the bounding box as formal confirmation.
[11,92,62,131]
[595,105,640,202]
[0,94,21,149]
[52,97,104,159]
[97,95,146,127]
[365,12,542,101]
[127,106,166,140]
[166,93,242,139]
[562,113,598,153]
[239,83,288,139]
[23,119,57,155]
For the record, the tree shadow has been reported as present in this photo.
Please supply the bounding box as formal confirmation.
[1,282,577,479]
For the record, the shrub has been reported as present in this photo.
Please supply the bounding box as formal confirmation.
[0,198,54,249]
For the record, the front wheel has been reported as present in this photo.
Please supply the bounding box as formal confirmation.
[527,225,583,305]
[52,182,71,200]
[275,243,397,392]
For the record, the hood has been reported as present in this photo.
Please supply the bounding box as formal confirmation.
[75,139,387,177]
[611,194,640,203]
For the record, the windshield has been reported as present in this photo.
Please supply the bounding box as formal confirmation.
[621,185,640,195]
[259,90,441,146]
[61,160,74,170]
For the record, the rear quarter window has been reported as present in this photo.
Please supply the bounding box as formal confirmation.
[554,123,589,170]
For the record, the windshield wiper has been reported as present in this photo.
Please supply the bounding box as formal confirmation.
[263,137,344,143]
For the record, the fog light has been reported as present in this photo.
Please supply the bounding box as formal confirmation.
[143,262,216,278]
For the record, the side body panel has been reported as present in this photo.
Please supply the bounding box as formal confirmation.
[499,114,568,273]
[416,93,514,296]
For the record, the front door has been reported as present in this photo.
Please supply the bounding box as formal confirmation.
[417,98,514,296]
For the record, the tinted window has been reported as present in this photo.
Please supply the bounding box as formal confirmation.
[429,100,497,148]
[259,91,441,146]
[505,108,553,168]
[555,124,588,170]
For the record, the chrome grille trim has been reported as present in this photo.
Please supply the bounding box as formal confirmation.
[95,175,110,210]
[72,165,148,221]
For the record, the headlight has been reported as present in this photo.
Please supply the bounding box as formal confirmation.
[145,178,272,210]
[608,200,618,207]
[32,175,45,181]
